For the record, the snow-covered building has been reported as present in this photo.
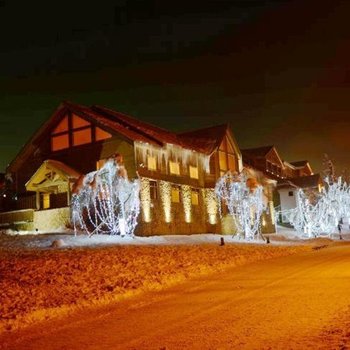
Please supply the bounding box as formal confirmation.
[241,146,286,233]
[241,146,321,226]
[0,101,243,235]
[283,160,313,178]
[242,146,285,180]
[277,174,323,223]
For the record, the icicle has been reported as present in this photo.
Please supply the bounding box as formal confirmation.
[134,141,211,174]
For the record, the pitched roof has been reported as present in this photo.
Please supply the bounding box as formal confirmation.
[178,124,229,155]
[43,160,81,180]
[278,173,321,189]
[241,146,274,158]
[26,159,81,192]
[289,160,309,168]
[8,101,230,172]
[91,105,181,147]
[65,102,159,146]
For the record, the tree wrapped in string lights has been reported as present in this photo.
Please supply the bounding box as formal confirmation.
[71,156,140,237]
[215,171,266,240]
[288,177,350,237]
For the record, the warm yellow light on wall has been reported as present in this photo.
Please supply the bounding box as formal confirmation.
[182,185,192,223]
[160,181,172,223]
[209,214,217,225]
[202,189,218,225]
[269,201,275,224]
[140,178,151,223]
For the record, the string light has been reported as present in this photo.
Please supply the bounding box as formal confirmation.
[159,181,172,223]
[215,172,265,240]
[287,177,350,237]
[71,159,140,237]
[181,185,192,223]
[201,188,218,224]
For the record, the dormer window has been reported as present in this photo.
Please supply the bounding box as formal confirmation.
[51,114,112,152]
[147,155,157,171]
[189,165,199,179]
[218,137,236,176]
[169,161,180,175]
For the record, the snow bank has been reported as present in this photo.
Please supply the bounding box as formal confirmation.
[0,240,312,333]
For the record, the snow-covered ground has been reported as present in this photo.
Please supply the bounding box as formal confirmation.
[1,224,347,250]
[0,226,347,335]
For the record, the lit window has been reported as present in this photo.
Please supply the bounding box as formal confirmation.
[150,180,158,200]
[51,114,94,151]
[218,137,238,175]
[53,116,68,134]
[43,193,50,209]
[95,127,112,141]
[73,128,92,146]
[51,134,69,151]
[219,151,227,172]
[171,186,180,203]
[169,161,180,175]
[191,189,199,205]
[189,166,199,179]
[147,156,157,171]
[72,114,90,129]
[228,154,235,171]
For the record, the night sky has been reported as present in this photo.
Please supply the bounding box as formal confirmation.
[1,0,350,173]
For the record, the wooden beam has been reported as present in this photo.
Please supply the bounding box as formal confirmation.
[36,191,40,210]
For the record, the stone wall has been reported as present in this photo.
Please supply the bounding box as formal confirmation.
[0,209,34,230]
[33,207,70,231]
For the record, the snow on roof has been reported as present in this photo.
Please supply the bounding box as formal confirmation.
[25,159,81,191]
[278,173,321,189]
[91,105,181,147]
[9,101,234,173]
[241,146,275,158]
[63,102,228,155]
[289,160,309,168]
[178,124,229,155]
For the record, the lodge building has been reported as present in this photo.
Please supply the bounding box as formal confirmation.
[0,101,246,234]
[0,101,316,235]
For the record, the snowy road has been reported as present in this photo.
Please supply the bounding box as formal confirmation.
[1,243,350,349]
